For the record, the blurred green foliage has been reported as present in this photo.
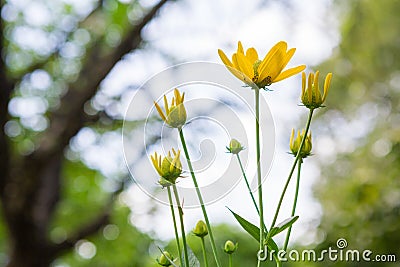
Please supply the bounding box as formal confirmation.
[50,160,155,266]
[309,0,400,266]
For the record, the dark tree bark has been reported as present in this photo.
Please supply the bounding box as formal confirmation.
[0,0,171,266]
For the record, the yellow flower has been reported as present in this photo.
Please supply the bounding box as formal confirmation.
[151,148,182,186]
[301,71,333,109]
[154,89,187,128]
[289,129,312,158]
[218,41,306,89]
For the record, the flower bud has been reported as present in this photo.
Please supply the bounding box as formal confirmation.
[193,220,208,238]
[289,129,312,158]
[154,89,187,128]
[157,251,173,266]
[167,103,187,128]
[151,149,182,186]
[301,71,332,109]
[227,139,244,154]
[224,240,238,254]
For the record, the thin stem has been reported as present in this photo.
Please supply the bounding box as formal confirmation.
[167,187,182,263]
[229,254,233,267]
[236,154,260,215]
[269,108,314,231]
[200,237,209,267]
[178,129,222,267]
[172,185,190,267]
[255,88,264,267]
[283,158,302,251]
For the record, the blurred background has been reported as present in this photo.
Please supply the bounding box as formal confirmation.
[0,0,399,266]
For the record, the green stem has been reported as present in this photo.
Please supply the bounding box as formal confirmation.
[255,88,264,267]
[178,129,222,267]
[229,254,233,267]
[269,108,314,231]
[200,237,209,267]
[172,185,190,267]
[236,154,260,215]
[167,187,182,263]
[283,158,302,251]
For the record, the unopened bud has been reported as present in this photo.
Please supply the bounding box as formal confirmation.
[224,240,238,254]
[193,220,208,238]
[157,251,173,266]
[227,139,244,154]
[289,129,312,158]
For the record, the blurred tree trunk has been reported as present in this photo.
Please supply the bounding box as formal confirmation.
[0,0,170,266]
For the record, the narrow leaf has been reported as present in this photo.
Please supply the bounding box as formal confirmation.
[270,216,299,237]
[228,207,260,241]
[228,208,280,252]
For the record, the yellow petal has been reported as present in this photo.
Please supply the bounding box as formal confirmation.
[246,48,259,63]
[236,53,254,80]
[154,101,166,122]
[322,73,333,102]
[314,71,321,103]
[163,95,169,115]
[258,41,287,80]
[307,73,314,103]
[218,49,233,67]
[151,153,163,176]
[277,48,296,74]
[180,92,185,103]
[174,89,183,104]
[273,65,306,83]
[289,128,295,149]
[301,72,306,97]
[314,71,320,91]
[227,53,248,81]
[232,53,240,69]
[237,41,244,54]
[265,48,297,82]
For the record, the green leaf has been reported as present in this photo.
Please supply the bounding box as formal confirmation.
[227,208,279,252]
[269,216,299,238]
[228,208,260,241]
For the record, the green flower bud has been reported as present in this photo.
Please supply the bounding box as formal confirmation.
[151,149,182,186]
[166,104,187,128]
[227,139,244,154]
[193,220,208,238]
[154,89,187,129]
[157,251,173,266]
[289,129,312,158]
[224,240,238,254]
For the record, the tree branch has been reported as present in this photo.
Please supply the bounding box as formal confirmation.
[0,0,15,195]
[31,0,170,163]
